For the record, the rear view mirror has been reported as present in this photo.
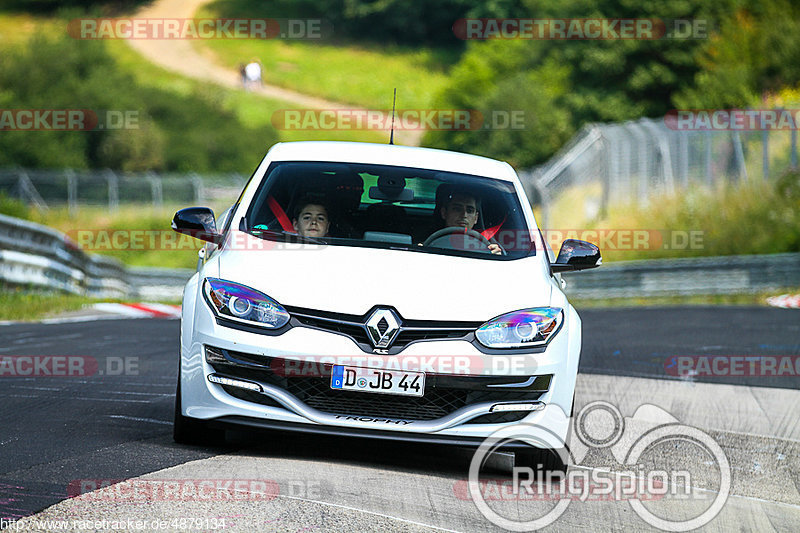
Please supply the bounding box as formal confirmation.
[551,239,601,273]
[171,207,221,244]
[368,175,414,202]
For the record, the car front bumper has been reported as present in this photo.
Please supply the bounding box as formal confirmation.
[180,292,581,448]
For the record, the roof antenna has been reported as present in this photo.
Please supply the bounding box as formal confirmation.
[389,88,397,145]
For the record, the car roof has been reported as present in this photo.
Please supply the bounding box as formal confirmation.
[265,141,519,183]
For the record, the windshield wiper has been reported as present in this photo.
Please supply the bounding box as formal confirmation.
[248,228,327,245]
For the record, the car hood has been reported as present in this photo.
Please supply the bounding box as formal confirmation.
[216,239,551,321]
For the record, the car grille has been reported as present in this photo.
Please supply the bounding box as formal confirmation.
[286,377,466,421]
[207,346,549,424]
[286,305,480,353]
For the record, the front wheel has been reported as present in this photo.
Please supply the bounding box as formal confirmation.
[514,447,569,478]
[173,378,225,445]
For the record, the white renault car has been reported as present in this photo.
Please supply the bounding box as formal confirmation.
[172,141,600,471]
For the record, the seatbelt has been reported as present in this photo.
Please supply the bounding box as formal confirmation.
[481,214,506,241]
[267,195,293,232]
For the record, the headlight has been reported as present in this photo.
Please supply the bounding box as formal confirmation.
[476,307,562,349]
[203,278,290,329]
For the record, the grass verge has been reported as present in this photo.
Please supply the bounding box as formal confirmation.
[30,205,202,269]
[193,3,451,111]
[0,289,102,321]
[106,39,386,144]
[543,170,800,263]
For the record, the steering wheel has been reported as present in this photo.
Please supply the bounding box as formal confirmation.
[423,226,505,255]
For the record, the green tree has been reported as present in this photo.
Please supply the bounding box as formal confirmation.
[674,0,800,108]
[426,0,736,167]
[0,33,277,173]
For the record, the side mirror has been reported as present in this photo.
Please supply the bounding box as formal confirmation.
[551,239,601,273]
[171,207,221,244]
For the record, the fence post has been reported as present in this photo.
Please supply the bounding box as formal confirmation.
[66,168,77,215]
[146,172,163,209]
[17,169,48,210]
[678,130,690,188]
[704,131,713,185]
[618,124,635,204]
[190,173,205,204]
[627,122,649,206]
[529,174,550,231]
[105,169,119,211]
[641,119,675,195]
[605,127,621,210]
[731,129,747,182]
[599,133,611,219]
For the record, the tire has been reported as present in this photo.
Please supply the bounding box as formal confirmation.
[173,378,225,445]
[514,447,569,478]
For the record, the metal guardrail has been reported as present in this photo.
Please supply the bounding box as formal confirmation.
[1,213,797,301]
[0,213,194,300]
[563,253,800,299]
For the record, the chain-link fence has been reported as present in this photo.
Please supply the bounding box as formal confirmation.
[4,114,799,224]
[522,115,800,228]
[0,168,248,213]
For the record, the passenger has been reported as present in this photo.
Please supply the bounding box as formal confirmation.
[292,199,330,238]
[438,190,501,254]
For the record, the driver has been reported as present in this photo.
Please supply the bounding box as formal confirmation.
[438,190,501,255]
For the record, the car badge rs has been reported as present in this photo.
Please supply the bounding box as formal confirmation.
[365,309,401,349]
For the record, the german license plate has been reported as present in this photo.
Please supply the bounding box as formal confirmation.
[330,365,424,397]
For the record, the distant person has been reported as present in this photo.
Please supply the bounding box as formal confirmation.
[244,59,262,91]
[238,63,246,88]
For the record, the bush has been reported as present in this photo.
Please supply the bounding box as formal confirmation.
[0,191,32,220]
[0,33,278,173]
[595,175,800,262]
[206,0,527,46]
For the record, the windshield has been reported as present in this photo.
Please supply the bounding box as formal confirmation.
[243,161,536,259]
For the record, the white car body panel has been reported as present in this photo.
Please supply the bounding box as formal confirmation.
[178,141,585,449]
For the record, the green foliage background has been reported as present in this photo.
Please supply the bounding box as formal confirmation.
[426,0,800,168]
[0,33,277,173]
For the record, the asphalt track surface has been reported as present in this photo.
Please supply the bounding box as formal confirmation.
[1,307,799,531]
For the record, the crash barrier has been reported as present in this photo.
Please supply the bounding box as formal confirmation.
[1,213,797,300]
[562,252,800,299]
[0,213,193,299]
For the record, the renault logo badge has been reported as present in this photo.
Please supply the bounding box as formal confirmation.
[365,308,400,349]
